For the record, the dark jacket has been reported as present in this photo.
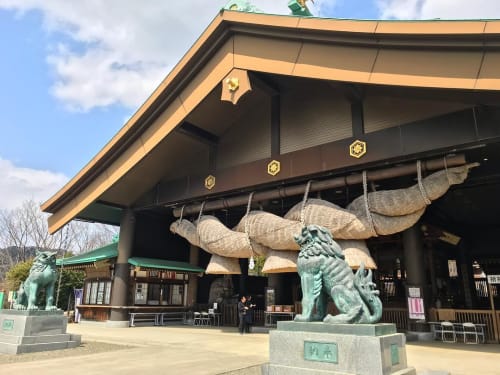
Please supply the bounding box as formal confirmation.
[238,301,247,317]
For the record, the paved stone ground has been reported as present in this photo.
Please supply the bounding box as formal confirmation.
[406,340,500,375]
[0,341,133,364]
[0,323,499,374]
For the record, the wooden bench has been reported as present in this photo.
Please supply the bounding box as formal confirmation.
[129,312,162,327]
[129,311,187,327]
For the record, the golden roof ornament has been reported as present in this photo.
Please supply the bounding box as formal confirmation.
[221,68,252,105]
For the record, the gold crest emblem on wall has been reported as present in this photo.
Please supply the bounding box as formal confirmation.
[205,175,216,190]
[267,160,281,176]
[349,140,367,159]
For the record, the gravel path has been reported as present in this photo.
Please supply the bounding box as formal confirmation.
[0,341,133,364]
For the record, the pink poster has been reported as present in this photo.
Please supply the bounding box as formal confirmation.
[408,297,425,320]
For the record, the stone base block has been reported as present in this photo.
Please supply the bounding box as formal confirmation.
[0,310,80,354]
[263,363,416,375]
[264,322,416,375]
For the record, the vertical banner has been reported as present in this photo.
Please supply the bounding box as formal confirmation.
[8,291,15,309]
[0,291,4,310]
[408,297,425,320]
[74,288,83,323]
[265,287,275,311]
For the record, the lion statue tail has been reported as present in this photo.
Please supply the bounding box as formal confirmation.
[353,264,383,324]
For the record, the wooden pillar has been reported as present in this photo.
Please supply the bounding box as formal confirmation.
[239,258,248,297]
[457,241,476,309]
[268,274,284,305]
[403,225,426,286]
[403,224,430,329]
[186,245,199,307]
[109,209,135,325]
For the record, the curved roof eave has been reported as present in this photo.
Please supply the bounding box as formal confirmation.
[41,11,500,233]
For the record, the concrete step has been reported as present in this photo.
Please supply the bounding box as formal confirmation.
[0,333,72,345]
[0,340,80,354]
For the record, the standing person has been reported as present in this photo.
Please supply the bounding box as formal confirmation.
[238,295,248,334]
[245,295,256,333]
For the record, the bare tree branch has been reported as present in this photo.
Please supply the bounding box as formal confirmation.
[0,199,119,279]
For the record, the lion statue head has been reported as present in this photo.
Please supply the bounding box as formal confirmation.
[295,224,345,260]
[30,250,57,273]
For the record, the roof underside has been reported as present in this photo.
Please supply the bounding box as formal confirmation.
[41,11,500,233]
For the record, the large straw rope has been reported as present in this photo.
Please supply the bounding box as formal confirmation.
[170,164,475,272]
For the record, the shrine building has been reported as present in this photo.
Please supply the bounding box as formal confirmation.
[44,4,500,340]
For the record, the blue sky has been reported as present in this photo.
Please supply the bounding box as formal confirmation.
[0,0,499,210]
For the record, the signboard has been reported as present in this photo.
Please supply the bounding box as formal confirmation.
[487,275,500,284]
[74,289,83,323]
[391,344,400,366]
[265,287,275,308]
[304,341,338,363]
[448,260,458,278]
[2,319,14,331]
[408,287,420,298]
[0,291,4,310]
[408,297,425,320]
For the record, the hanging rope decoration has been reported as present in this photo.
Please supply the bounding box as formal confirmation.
[172,205,185,235]
[169,162,475,274]
[443,156,451,185]
[362,170,377,237]
[196,201,206,247]
[179,205,185,222]
[417,160,431,205]
[197,201,206,222]
[300,180,313,226]
[244,192,256,270]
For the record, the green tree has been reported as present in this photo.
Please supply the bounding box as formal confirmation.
[248,255,266,276]
[5,259,32,290]
[55,268,85,311]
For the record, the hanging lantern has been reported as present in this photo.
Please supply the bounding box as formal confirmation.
[249,256,255,270]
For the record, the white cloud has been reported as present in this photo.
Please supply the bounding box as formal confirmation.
[0,0,291,112]
[0,158,68,210]
[377,0,500,19]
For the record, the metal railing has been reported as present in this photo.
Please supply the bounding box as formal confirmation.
[380,307,408,331]
[220,304,265,326]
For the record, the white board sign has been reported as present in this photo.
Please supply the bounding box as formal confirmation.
[408,287,420,298]
[448,259,458,277]
[487,275,500,284]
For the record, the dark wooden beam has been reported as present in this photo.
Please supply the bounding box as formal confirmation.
[209,144,217,172]
[351,100,365,138]
[271,95,281,157]
[249,72,281,157]
[176,121,219,146]
[329,82,365,102]
[132,107,498,211]
[171,154,467,217]
[249,72,280,97]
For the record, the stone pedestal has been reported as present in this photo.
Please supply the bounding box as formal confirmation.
[263,321,416,375]
[0,310,81,354]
